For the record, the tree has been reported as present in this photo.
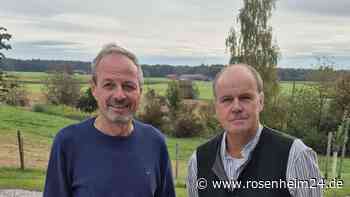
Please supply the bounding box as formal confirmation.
[225,0,280,124]
[0,26,15,103]
[42,70,81,106]
[0,71,29,106]
[166,80,182,112]
[332,73,350,117]
[284,87,327,153]
[308,59,337,132]
[138,89,168,130]
[0,27,12,63]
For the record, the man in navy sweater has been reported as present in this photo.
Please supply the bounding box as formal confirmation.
[43,43,176,197]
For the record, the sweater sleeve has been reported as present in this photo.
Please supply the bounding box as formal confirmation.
[156,138,176,197]
[43,131,72,197]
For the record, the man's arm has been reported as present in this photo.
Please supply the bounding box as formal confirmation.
[187,151,199,197]
[287,139,323,197]
[43,132,72,197]
[156,140,176,197]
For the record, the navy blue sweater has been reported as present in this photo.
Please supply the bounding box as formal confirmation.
[43,118,175,197]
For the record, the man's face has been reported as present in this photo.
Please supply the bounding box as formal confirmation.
[215,66,264,136]
[91,53,141,124]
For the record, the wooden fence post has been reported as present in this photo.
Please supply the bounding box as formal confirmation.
[175,143,179,179]
[338,116,349,178]
[17,130,25,170]
[325,132,332,179]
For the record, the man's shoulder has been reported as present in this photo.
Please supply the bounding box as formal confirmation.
[196,132,224,153]
[134,119,166,143]
[54,118,93,143]
[262,126,296,142]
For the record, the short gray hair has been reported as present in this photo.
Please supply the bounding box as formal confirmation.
[212,64,263,98]
[91,43,144,86]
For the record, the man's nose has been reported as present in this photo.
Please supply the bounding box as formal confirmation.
[231,98,242,113]
[112,86,127,100]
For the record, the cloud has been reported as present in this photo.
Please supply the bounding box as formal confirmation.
[16,40,81,47]
[278,0,350,17]
[0,0,349,67]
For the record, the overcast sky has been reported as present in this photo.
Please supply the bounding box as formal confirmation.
[1,0,349,69]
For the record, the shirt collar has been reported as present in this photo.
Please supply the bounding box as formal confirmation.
[220,124,263,161]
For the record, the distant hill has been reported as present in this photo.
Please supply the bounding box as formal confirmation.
[1,58,348,81]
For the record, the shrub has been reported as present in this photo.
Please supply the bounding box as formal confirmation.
[42,71,81,106]
[166,80,182,111]
[0,71,29,106]
[172,104,203,138]
[32,103,47,113]
[137,89,168,131]
[76,87,97,113]
[198,102,221,137]
[4,86,29,106]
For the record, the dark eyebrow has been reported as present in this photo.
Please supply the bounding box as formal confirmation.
[240,93,253,97]
[123,81,137,86]
[219,95,232,100]
[101,79,113,83]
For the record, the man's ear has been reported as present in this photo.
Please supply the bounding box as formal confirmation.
[259,92,264,111]
[90,80,97,98]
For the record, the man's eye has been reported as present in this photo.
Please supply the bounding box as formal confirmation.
[103,83,113,88]
[240,96,251,100]
[123,84,136,91]
[221,97,232,103]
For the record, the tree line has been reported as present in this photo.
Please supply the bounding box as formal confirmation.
[1,58,348,81]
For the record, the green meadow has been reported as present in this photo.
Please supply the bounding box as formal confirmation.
[0,105,349,196]
[8,71,312,101]
[2,71,347,196]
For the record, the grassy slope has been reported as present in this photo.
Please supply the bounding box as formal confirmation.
[0,105,204,196]
[1,106,349,196]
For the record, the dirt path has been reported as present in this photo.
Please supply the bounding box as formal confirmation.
[0,189,42,197]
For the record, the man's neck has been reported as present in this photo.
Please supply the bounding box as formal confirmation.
[226,128,258,158]
[94,116,134,137]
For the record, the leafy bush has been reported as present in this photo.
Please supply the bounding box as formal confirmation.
[172,104,203,138]
[0,71,29,106]
[76,87,97,113]
[137,89,168,131]
[166,80,182,111]
[3,86,29,106]
[198,102,221,137]
[42,71,81,106]
[32,103,46,112]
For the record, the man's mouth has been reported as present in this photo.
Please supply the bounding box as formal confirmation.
[108,104,129,111]
[230,117,248,121]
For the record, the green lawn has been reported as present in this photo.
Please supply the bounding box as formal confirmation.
[279,81,313,95]
[0,168,45,191]
[7,71,90,83]
[0,105,349,196]
[10,70,314,101]
[0,105,202,196]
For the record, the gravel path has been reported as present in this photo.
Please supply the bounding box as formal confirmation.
[0,189,42,197]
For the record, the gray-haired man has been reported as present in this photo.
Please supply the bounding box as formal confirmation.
[187,64,323,197]
[44,43,175,197]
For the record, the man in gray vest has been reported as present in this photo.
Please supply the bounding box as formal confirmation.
[187,64,323,197]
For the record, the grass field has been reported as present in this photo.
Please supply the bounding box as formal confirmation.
[9,71,312,98]
[19,78,311,102]
[0,105,349,196]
